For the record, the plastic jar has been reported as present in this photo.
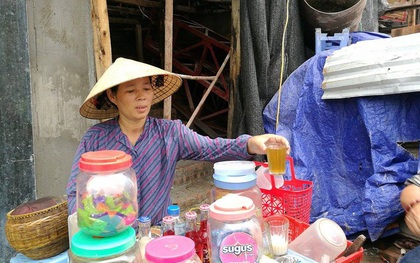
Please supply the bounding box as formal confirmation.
[145,235,202,263]
[208,195,263,262]
[76,150,138,237]
[211,161,263,225]
[288,218,347,262]
[68,227,141,262]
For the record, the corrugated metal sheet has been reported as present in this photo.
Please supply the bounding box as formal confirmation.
[322,33,420,99]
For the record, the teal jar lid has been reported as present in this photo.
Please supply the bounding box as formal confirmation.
[71,227,136,258]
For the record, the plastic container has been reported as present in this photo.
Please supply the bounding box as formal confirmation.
[286,215,364,263]
[68,227,140,262]
[255,165,284,190]
[288,217,348,262]
[167,205,186,236]
[211,160,263,225]
[145,235,202,263]
[68,212,79,247]
[208,195,263,262]
[76,150,138,237]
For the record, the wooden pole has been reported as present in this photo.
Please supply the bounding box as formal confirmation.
[163,0,174,120]
[228,0,240,138]
[186,52,231,128]
[135,24,144,62]
[91,0,112,78]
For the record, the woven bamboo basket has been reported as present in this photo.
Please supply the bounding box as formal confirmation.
[5,199,69,260]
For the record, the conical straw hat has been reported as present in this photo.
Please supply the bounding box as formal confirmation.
[79,57,183,119]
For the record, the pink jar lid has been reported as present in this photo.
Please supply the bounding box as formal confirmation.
[145,236,196,263]
[79,150,132,172]
[209,195,255,221]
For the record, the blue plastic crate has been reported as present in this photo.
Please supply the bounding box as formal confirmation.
[315,28,350,54]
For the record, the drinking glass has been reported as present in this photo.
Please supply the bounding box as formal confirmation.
[266,143,287,176]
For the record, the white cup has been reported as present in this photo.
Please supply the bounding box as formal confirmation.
[265,214,289,257]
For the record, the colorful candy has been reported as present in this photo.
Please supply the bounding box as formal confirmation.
[78,193,137,237]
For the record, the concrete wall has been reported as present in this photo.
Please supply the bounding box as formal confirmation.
[27,0,97,198]
[1,1,97,261]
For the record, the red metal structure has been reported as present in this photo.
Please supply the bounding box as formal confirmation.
[144,15,231,138]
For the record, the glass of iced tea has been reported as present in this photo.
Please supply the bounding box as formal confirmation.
[266,143,287,176]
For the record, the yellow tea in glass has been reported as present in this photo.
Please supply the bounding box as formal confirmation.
[266,144,287,175]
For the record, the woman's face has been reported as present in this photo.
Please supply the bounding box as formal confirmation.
[107,76,154,122]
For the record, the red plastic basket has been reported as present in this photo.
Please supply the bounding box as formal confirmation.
[286,215,364,263]
[258,157,313,223]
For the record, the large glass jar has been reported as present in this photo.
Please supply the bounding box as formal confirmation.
[211,161,263,226]
[76,150,138,237]
[208,195,263,263]
[69,227,141,262]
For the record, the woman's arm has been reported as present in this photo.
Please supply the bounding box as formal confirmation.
[66,141,88,215]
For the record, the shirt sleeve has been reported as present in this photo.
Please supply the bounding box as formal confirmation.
[406,173,420,187]
[66,136,89,215]
[173,120,254,161]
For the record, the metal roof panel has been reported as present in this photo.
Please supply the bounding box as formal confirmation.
[322,33,420,99]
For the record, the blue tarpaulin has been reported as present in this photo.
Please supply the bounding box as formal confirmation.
[263,32,420,241]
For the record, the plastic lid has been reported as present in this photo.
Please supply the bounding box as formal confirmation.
[213,161,256,176]
[213,172,257,190]
[162,216,175,223]
[139,216,151,223]
[145,236,196,263]
[185,211,197,219]
[79,150,132,172]
[71,227,136,258]
[209,195,255,221]
[167,205,180,216]
[199,204,210,211]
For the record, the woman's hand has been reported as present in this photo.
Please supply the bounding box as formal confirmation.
[247,134,290,155]
[405,203,420,236]
[401,184,420,237]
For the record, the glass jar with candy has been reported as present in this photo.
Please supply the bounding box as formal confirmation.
[76,150,138,237]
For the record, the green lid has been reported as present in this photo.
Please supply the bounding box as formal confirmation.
[71,227,136,258]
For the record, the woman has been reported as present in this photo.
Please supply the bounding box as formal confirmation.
[66,57,290,224]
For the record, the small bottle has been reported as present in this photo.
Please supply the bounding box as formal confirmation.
[167,205,186,236]
[162,216,175,236]
[198,204,210,263]
[185,211,203,260]
[138,216,152,262]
